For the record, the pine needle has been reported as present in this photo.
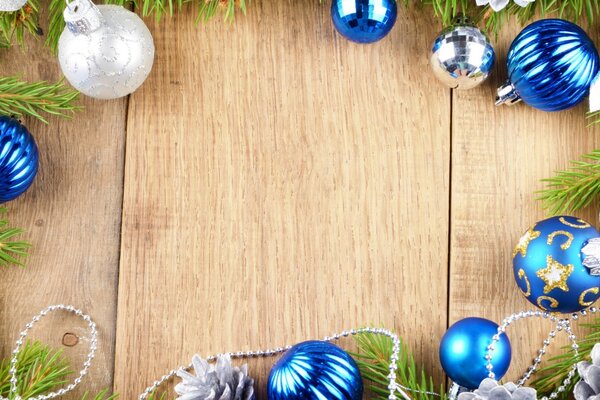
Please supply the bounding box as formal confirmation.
[352,331,447,400]
[537,150,600,215]
[0,207,30,267]
[0,76,80,123]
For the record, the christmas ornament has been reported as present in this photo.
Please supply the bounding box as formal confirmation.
[512,216,600,313]
[458,378,537,400]
[496,19,599,111]
[0,116,38,203]
[575,344,600,400]
[589,73,600,113]
[430,18,495,90]
[475,0,534,12]
[0,0,27,12]
[267,340,363,400]
[331,0,398,44]
[175,355,255,400]
[58,0,155,100]
[439,317,511,389]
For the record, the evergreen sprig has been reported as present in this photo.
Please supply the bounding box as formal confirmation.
[0,207,30,267]
[0,76,80,123]
[352,331,447,400]
[537,150,600,215]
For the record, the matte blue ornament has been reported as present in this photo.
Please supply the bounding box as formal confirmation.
[513,216,600,313]
[439,318,511,390]
[496,19,600,112]
[331,0,398,44]
[267,341,363,400]
[0,116,38,203]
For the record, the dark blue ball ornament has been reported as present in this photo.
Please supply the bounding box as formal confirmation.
[496,19,600,111]
[267,341,363,400]
[513,216,600,313]
[331,0,398,44]
[0,116,38,203]
[440,318,511,390]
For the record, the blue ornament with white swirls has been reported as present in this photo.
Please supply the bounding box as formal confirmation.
[267,341,363,400]
[439,317,511,390]
[0,116,38,203]
[496,19,599,112]
[512,216,600,313]
[331,0,397,44]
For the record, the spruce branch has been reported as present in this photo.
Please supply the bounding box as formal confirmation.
[352,331,447,400]
[0,207,30,267]
[537,150,600,215]
[0,76,80,123]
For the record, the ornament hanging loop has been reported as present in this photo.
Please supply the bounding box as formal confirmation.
[63,0,104,35]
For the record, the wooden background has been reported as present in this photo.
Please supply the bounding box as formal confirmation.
[0,1,599,398]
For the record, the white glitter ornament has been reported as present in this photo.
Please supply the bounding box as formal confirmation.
[0,0,27,12]
[58,0,155,100]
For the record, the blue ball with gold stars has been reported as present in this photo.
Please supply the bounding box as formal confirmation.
[512,216,600,313]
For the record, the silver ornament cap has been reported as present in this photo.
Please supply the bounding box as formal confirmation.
[63,0,104,35]
[430,17,495,90]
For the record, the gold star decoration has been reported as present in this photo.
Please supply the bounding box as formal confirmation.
[513,228,541,258]
[536,255,574,294]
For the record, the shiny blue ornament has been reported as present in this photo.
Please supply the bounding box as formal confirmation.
[440,318,511,390]
[267,341,363,400]
[331,0,398,44]
[513,216,600,313]
[496,19,600,112]
[0,116,38,203]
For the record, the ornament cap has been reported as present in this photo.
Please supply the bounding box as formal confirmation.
[496,81,521,106]
[63,0,104,35]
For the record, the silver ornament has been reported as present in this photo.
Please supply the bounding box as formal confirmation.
[458,379,537,400]
[574,344,600,400]
[58,0,155,100]
[430,19,495,90]
[0,0,26,12]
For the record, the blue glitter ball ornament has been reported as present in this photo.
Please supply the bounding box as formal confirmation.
[0,116,38,203]
[440,318,511,390]
[331,0,398,44]
[512,216,600,313]
[267,341,363,400]
[496,19,600,112]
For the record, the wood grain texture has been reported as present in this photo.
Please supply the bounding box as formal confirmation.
[0,34,126,397]
[450,25,600,383]
[114,2,450,397]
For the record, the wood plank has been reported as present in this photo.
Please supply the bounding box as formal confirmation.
[450,24,600,384]
[115,2,451,398]
[0,33,126,397]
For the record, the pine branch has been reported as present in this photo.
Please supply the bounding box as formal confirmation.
[0,207,30,267]
[536,150,600,215]
[352,331,447,400]
[0,76,80,123]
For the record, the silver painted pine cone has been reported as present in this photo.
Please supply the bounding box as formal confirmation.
[458,378,537,400]
[175,355,255,400]
[575,344,600,400]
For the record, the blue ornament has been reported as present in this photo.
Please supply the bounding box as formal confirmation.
[496,19,600,111]
[513,216,600,313]
[0,116,38,203]
[439,317,511,390]
[267,341,363,400]
[331,0,398,44]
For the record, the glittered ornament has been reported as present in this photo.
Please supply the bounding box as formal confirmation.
[458,378,537,400]
[496,19,599,111]
[0,116,38,203]
[439,318,511,390]
[331,0,398,44]
[58,0,155,100]
[513,216,600,313]
[267,341,363,400]
[430,18,495,90]
[0,0,27,12]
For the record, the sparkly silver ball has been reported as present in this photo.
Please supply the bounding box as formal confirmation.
[58,3,155,100]
[430,22,495,90]
[0,0,26,12]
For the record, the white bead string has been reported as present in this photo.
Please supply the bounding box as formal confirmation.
[0,304,98,400]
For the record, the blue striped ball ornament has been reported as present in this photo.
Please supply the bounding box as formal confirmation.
[267,341,363,400]
[0,116,38,203]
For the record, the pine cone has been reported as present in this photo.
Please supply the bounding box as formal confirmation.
[575,344,600,400]
[458,379,537,400]
[175,355,255,400]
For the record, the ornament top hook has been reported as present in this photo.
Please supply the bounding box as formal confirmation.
[63,0,103,35]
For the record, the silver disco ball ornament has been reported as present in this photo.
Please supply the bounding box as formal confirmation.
[58,0,155,100]
[430,19,495,90]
